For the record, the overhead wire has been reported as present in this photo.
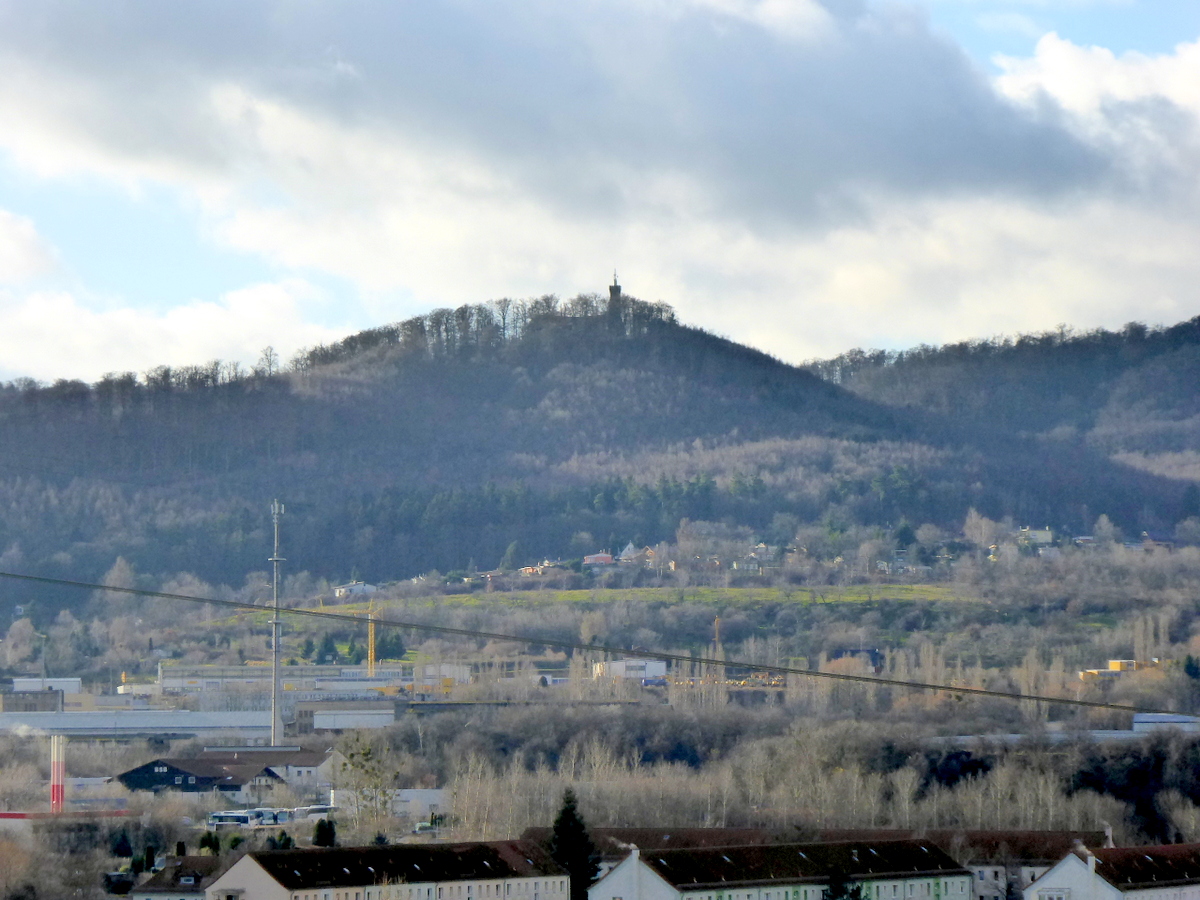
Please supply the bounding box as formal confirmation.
[0,569,1173,716]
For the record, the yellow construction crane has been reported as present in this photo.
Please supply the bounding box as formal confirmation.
[367,601,377,677]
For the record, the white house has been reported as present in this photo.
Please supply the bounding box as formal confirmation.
[196,748,345,791]
[588,841,972,900]
[1025,845,1200,900]
[592,660,667,681]
[334,582,378,599]
[806,828,1111,900]
[207,840,566,900]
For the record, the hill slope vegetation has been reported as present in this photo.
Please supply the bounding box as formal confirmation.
[0,293,1196,612]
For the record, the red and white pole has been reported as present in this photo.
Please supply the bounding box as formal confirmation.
[50,734,65,813]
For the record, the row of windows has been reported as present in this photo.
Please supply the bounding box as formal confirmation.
[293,879,568,900]
[681,877,970,900]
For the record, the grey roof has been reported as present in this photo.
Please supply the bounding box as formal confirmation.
[0,710,270,738]
[802,830,1105,866]
[1091,844,1200,889]
[137,857,224,894]
[250,841,564,891]
[522,827,773,859]
[638,841,970,890]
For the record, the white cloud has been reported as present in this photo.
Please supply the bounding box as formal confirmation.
[0,279,344,383]
[0,210,56,284]
[696,193,1200,359]
[995,34,1200,187]
[996,33,1200,115]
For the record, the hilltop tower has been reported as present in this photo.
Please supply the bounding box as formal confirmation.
[609,271,621,302]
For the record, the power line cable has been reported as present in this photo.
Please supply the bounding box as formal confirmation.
[0,569,1171,715]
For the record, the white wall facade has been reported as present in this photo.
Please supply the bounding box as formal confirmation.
[592,660,668,680]
[589,852,972,900]
[1023,855,1127,900]
[208,855,292,900]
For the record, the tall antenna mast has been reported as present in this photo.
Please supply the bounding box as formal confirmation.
[270,499,285,746]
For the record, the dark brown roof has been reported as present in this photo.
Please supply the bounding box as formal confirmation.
[801,830,1106,866]
[637,841,970,890]
[250,841,564,891]
[1092,844,1200,889]
[521,827,774,859]
[137,857,224,894]
[198,750,331,768]
[168,759,283,786]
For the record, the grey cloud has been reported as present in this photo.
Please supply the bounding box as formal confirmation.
[0,0,1108,227]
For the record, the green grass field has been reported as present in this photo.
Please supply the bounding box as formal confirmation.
[333,583,976,611]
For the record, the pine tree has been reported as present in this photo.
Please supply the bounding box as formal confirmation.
[313,818,337,847]
[826,872,864,900]
[111,831,133,858]
[548,789,599,900]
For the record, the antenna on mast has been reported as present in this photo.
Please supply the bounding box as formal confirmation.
[269,500,285,746]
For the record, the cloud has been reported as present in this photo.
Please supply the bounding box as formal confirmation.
[0,1,1100,217]
[0,0,1195,377]
[996,35,1200,185]
[0,210,56,284]
[0,279,345,383]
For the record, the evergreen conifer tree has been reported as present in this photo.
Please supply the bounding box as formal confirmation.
[313,818,337,847]
[548,789,599,900]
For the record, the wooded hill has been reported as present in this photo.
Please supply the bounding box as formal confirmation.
[0,292,1196,613]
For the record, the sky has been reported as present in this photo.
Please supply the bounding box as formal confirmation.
[1,0,1199,382]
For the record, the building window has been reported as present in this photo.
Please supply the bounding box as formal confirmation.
[175,776,183,784]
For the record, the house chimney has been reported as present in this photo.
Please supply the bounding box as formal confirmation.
[1088,853,1096,874]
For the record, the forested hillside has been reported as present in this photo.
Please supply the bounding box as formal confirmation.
[809,318,1200,457]
[0,294,1196,615]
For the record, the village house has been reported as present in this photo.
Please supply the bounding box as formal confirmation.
[804,829,1110,900]
[117,749,343,804]
[134,855,224,900]
[1025,844,1200,900]
[591,659,668,683]
[206,840,566,900]
[588,841,971,900]
[333,582,378,599]
[118,757,282,802]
